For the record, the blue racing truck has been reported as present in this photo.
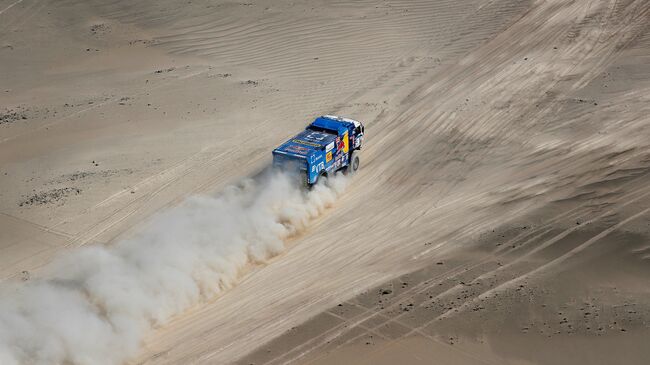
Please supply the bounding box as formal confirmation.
[272,115,365,186]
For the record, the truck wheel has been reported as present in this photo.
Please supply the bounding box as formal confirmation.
[345,151,360,175]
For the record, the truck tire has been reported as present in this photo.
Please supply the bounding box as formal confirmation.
[345,151,360,175]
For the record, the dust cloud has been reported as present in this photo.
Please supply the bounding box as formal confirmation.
[0,171,348,365]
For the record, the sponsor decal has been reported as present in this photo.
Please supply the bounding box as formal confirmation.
[326,151,332,162]
[308,132,328,141]
[293,139,320,148]
[286,145,309,155]
[326,142,334,152]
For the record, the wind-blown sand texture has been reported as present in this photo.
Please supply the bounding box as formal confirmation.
[1,0,649,364]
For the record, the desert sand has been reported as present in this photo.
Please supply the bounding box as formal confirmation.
[1,0,649,364]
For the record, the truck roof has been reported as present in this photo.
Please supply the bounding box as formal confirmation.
[310,115,357,135]
[273,129,336,158]
[272,115,360,159]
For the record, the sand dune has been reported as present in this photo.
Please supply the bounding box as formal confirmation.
[1,0,649,364]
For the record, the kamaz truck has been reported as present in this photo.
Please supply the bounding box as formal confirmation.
[272,115,365,186]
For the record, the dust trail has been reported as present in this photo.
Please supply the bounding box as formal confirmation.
[0,171,348,365]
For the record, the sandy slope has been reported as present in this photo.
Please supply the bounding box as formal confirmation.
[1,0,649,364]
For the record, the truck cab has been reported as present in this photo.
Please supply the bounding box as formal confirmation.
[272,115,364,186]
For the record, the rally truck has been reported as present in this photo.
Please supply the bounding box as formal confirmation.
[272,115,365,186]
